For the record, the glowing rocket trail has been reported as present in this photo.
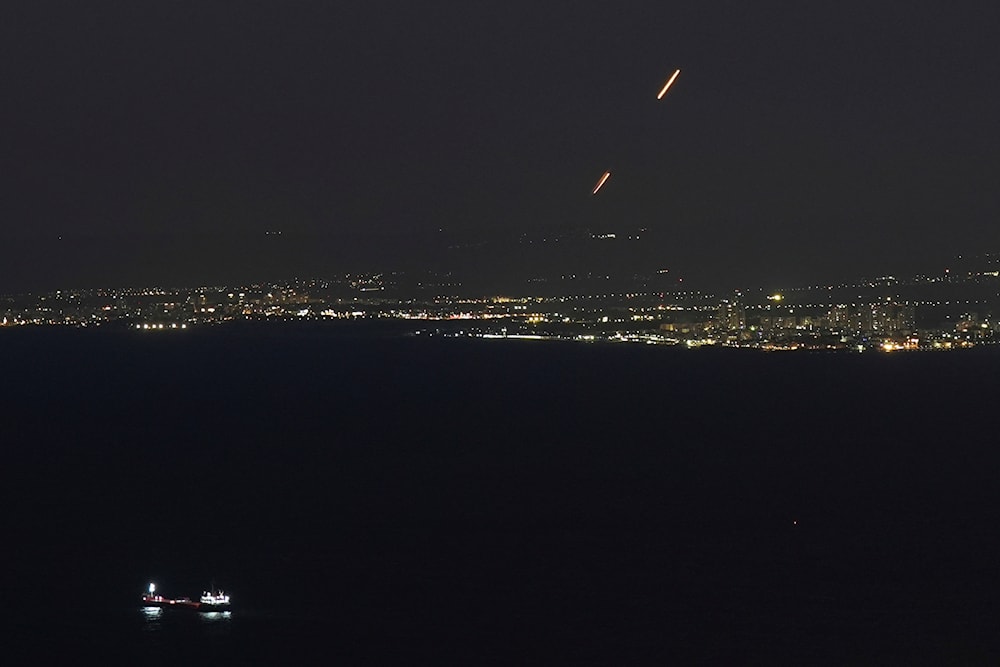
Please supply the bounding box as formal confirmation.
[592,170,611,195]
[657,69,681,100]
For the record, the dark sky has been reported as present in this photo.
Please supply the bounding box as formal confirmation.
[3,1,1000,292]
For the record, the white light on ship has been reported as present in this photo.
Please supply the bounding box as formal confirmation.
[149,583,156,594]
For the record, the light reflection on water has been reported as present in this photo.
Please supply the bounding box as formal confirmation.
[135,604,235,658]
[198,611,233,623]
[142,606,163,620]
[141,605,163,633]
[139,605,232,632]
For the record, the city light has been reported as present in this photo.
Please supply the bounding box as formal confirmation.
[2,270,996,350]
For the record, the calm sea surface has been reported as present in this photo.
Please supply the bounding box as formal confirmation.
[4,324,1000,664]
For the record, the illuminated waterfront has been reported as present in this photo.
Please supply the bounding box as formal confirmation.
[3,259,999,351]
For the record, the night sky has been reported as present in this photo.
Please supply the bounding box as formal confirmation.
[4,1,1000,292]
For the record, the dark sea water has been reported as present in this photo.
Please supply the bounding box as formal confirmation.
[4,324,1000,665]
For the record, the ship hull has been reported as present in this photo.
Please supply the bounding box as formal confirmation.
[141,596,228,612]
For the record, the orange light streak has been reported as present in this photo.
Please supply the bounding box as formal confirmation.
[657,69,681,100]
[592,170,611,195]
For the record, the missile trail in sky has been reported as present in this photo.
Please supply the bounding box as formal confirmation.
[657,69,681,100]
[592,170,611,195]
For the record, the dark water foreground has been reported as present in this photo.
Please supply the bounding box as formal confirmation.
[3,324,1000,664]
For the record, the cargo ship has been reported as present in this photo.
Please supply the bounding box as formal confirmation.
[142,583,231,612]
